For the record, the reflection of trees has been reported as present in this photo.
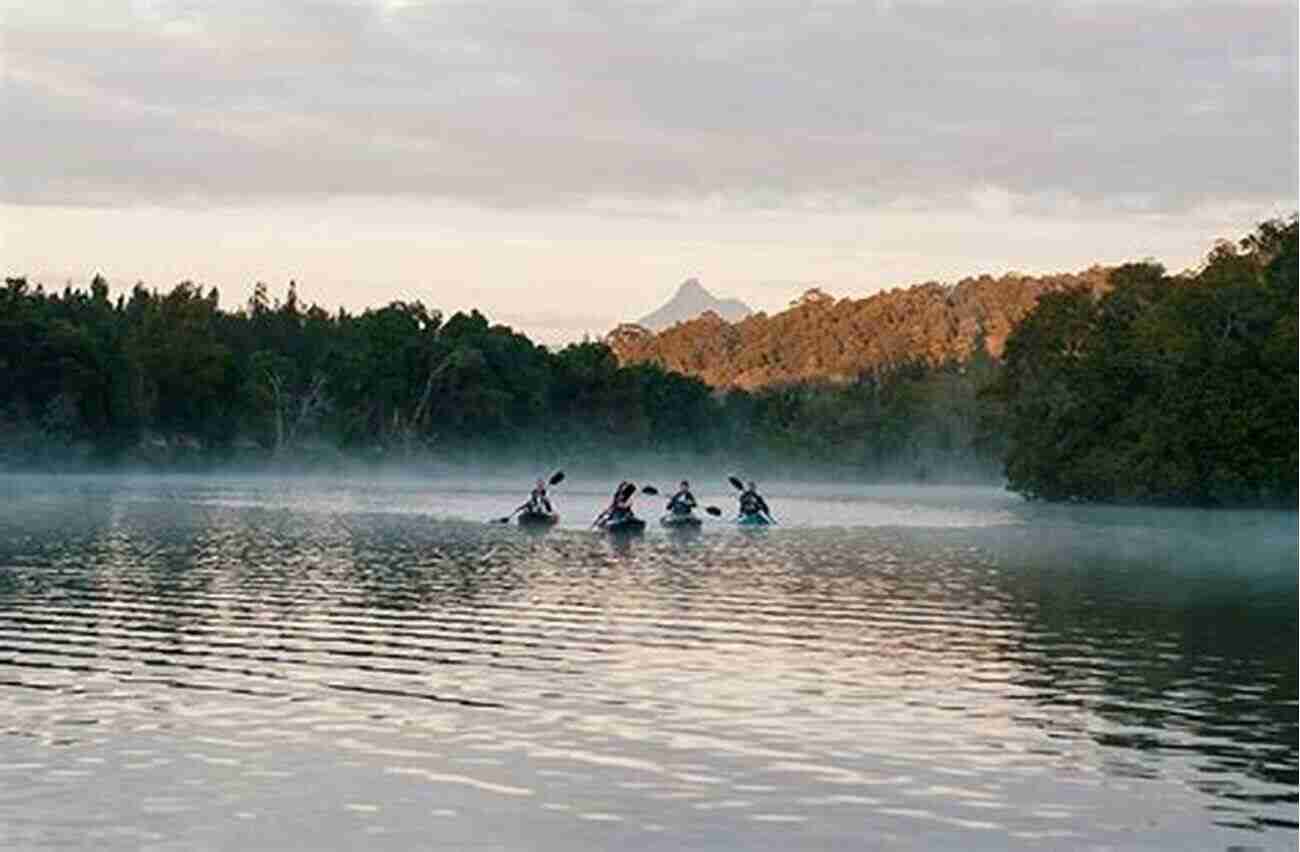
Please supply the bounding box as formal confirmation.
[0,493,547,712]
[0,486,228,700]
[982,522,1298,825]
[339,520,530,612]
[0,487,226,636]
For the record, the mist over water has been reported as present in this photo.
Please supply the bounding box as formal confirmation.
[0,474,1294,850]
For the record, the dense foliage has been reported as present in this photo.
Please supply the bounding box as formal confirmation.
[0,276,997,475]
[608,268,1113,388]
[988,217,1297,506]
[2,217,1294,506]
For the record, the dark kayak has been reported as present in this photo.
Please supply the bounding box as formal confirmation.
[600,515,646,534]
[517,510,559,528]
[737,512,772,526]
[660,513,702,529]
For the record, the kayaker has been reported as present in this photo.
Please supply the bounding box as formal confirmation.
[666,480,697,516]
[738,481,772,521]
[593,481,648,531]
[525,478,554,515]
[608,480,636,521]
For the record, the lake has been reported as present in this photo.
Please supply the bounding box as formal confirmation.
[0,474,1294,850]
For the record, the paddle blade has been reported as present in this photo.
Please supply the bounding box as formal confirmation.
[492,516,511,524]
[549,470,566,485]
[705,506,722,516]
[728,476,744,491]
[641,485,659,495]
[619,482,637,501]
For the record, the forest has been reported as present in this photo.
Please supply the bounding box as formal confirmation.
[990,217,1296,506]
[1,217,1295,506]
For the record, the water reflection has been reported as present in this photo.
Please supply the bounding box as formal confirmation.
[972,523,1298,832]
[0,476,1294,850]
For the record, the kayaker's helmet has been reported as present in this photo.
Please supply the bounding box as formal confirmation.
[748,481,757,491]
[535,478,545,489]
[680,480,689,489]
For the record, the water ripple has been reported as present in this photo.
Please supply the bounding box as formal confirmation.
[0,476,1294,849]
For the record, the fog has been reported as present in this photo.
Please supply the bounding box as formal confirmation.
[0,437,1005,490]
[4,469,1295,553]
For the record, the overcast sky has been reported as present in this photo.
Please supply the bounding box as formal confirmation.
[3,0,1295,342]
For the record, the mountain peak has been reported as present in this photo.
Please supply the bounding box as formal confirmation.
[634,279,752,332]
[676,277,708,297]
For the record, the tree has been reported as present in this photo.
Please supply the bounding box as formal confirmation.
[990,218,1297,505]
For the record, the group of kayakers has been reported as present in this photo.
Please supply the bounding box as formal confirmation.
[504,474,775,530]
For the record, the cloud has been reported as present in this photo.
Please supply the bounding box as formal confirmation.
[3,0,1295,214]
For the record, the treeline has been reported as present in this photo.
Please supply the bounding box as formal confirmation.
[0,275,1002,478]
[989,217,1297,506]
[1,217,1294,505]
[712,349,1004,480]
[0,280,706,467]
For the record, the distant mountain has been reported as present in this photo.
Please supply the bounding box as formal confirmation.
[608,269,1115,389]
[635,278,752,331]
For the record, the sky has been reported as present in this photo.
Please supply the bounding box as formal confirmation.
[3,0,1296,343]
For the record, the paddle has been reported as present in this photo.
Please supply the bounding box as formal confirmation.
[659,485,722,519]
[492,470,565,523]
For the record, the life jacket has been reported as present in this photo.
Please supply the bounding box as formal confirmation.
[668,490,695,514]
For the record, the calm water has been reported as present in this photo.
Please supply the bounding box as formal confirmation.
[0,474,1294,851]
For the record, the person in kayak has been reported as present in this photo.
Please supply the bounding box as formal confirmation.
[738,481,773,521]
[608,480,637,521]
[666,480,697,516]
[524,478,554,515]
[591,480,638,528]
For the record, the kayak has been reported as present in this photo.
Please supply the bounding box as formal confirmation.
[600,515,646,534]
[660,513,703,529]
[517,510,559,528]
[737,512,772,526]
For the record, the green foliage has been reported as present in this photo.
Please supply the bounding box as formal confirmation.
[0,270,999,476]
[717,358,1005,480]
[0,279,731,467]
[989,217,1297,506]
